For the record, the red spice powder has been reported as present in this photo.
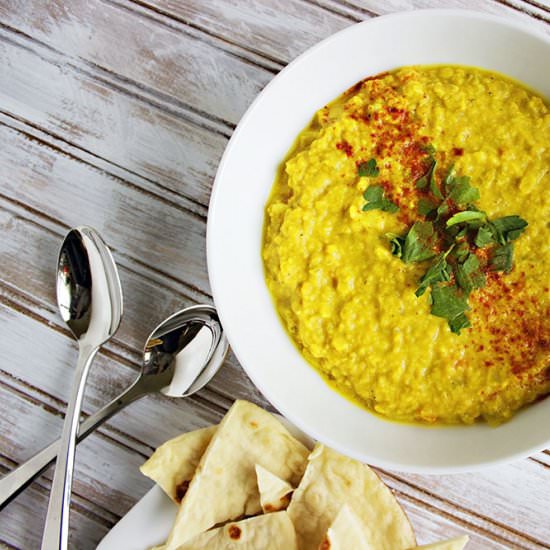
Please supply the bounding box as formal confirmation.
[469,272,549,378]
[336,140,353,157]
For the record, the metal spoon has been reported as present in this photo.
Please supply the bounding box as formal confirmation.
[0,305,228,511]
[42,226,123,550]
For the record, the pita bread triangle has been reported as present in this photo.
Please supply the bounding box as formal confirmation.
[140,426,216,503]
[174,511,297,549]
[287,443,415,550]
[255,464,294,513]
[318,504,374,549]
[163,400,309,548]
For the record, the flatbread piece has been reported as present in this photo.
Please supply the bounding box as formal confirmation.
[174,511,297,549]
[318,504,374,549]
[255,464,294,513]
[140,426,216,503]
[287,443,416,550]
[164,400,309,548]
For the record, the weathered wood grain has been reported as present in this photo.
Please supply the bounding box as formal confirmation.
[0,458,112,549]
[0,28,225,210]
[0,0,548,548]
[0,123,210,295]
[0,0,274,126]
[317,0,550,27]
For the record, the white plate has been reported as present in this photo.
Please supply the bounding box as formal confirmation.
[97,486,176,550]
[207,9,550,473]
[98,417,313,549]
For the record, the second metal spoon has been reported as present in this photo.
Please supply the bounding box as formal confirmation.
[0,305,228,511]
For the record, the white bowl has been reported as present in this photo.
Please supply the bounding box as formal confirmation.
[207,9,550,473]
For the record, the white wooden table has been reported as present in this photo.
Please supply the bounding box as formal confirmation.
[0,1,548,548]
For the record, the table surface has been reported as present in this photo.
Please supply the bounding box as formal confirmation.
[0,1,549,548]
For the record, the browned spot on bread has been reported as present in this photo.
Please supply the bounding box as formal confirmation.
[175,480,190,503]
[228,525,242,540]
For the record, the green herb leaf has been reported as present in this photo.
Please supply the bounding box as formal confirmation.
[429,159,443,200]
[422,143,436,155]
[446,210,487,227]
[386,233,405,258]
[453,241,470,262]
[449,313,471,334]
[447,175,480,205]
[455,253,486,294]
[489,243,514,273]
[415,155,437,192]
[442,164,456,193]
[475,225,494,248]
[491,216,528,245]
[415,175,428,190]
[358,158,380,177]
[417,197,437,217]
[362,185,399,213]
[401,221,437,263]
[435,200,449,221]
[430,284,470,333]
[415,253,451,297]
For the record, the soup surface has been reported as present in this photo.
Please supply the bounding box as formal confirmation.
[263,66,549,424]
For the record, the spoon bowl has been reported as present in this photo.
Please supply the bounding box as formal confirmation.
[57,228,123,343]
[143,305,228,398]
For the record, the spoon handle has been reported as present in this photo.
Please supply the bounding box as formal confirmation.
[0,377,144,511]
[41,345,99,550]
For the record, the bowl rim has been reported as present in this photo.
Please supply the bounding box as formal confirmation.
[207,8,550,473]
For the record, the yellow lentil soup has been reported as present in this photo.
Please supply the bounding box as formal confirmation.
[262,66,549,425]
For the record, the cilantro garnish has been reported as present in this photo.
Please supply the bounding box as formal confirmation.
[446,210,486,227]
[455,253,486,294]
[415,153,441,199]
[417,197,437,217]
[400,221,437,263]
[489,243,514,273]
[474,225,494,248]
[415,250,452,297]
[362,185,399,213]
[358,158,380,177]
[490,216,528,245]
[361,145,528,334]
[430,284,470,332]
[444,167,480,204]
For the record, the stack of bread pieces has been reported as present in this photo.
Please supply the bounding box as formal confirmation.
[141,400,469,550]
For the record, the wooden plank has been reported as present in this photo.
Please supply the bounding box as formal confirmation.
[133,0,550,66]
[0,459,112,549]
[378,469,550,549]
[400,497,512,549]
[0,0,274,126]
[0,122,211,296]
[119,0,351,64]
[0,31,225,209]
